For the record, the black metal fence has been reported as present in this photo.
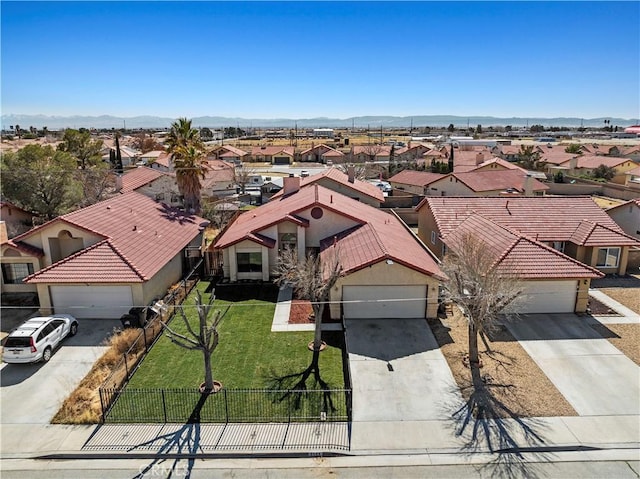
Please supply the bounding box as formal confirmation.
[100,387,351,423]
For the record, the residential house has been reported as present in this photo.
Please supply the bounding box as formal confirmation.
[451,148,492,172]
[388,170,446,196]
[101,145,141,167]
[469,157,528,174]
[417,196,640,277]
[623,166,640,188]
[606,199,640,240]
[0,192,207,318]
[250,146,295,165]
[0,201,35,237]
[580,144,620,156]
[495,145,522,162]
[138,150,165,166]
[396,143,432,162]
[441,213,603,313]
[119,166,183,207]
[620,146,640,161]
[270,168,385,207]
[299,144,345,164]
[148,151,172,172]
[556,156,638,184]
[211,180,444,319]
[209,145,250,165]
[351,145,392,163]
[201,160,237,200]
[424,170,548,197]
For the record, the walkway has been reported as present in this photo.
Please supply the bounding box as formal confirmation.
[271,286,341,332]
[506,313,640,416]
[589,289,640,322]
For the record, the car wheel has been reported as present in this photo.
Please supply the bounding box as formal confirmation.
[42,347,52,363]
[69,323,78,337]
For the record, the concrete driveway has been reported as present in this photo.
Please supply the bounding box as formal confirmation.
[345,319,462,422]
[506,314,640,416]
[0,319,120,424]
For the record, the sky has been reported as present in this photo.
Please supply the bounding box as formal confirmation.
[1,1,639,120]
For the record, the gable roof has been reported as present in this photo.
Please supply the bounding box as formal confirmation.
[215,184,443,279]
[606,198,640,213]
[21,192,207,284]
[215,145,248,157]
[271,168,384,203]
[151,151,172,169]
[419,196,640,246]
[471,157,528,173]
[442,214,602,279]
[388,170,445,187]
[563,155,632,169]
[121,166,171,193]
[250,146,295,157]
[447,170,548,193]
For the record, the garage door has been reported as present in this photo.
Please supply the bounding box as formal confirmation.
[343,285,427,319]
[50,285,134,319]
[507,280,577,314]
[273,156,291,165]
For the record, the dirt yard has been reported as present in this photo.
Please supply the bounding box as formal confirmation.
[590,322,640,366]
[428,307,577,418]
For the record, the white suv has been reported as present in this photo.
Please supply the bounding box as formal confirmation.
[2,315,78,364]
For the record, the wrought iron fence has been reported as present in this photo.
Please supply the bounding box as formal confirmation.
[100,387,351,423]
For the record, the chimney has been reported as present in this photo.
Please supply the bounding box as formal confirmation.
[475,152,484,165]
[283,174,300,195]
[115,174,123,193]
[347,165,355,183]
[569,156,578,172]
[0,221,8,244]
[523,174,533,197]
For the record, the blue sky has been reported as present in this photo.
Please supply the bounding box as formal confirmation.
[2,1,639,119]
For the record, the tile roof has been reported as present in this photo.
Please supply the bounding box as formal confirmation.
[625,166,640,176]
[121,167,170,193]
[215,184,443,279]
[471,157,527,173]
[250,146,295,157]
[216,145,248,157]
[351,145,393,156]
[606,198,640,212]
[388,170,445,187]
[569,220,639,246]
[152,151,172,168]
[2,239,44,257]
[566,155,632,169]
[22,192,207,284]
[271,168,384,202]
[442,214,603,279]
[539,150,579,165]
[450,170,549,193]
[419,196,640,246]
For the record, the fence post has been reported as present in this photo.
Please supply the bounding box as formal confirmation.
[224,389,229,423]
[124,354,129,380]
[99,388,106,423]
[162,389,167,423]
[143,327,148,352]
[288,392,291,423]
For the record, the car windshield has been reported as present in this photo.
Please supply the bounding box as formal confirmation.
[4,337,31,348]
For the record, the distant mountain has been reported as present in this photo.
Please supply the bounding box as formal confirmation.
[1,114,637,130]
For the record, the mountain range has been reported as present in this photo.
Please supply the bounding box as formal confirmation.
[1,114,637,130]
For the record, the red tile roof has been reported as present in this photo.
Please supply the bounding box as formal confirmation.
[569,220,638,246]
[121,167,170,193]
[449,170,549,193]
[250,146,295,157]
[152,151,172,168]
[388,170,445,187]
[539,150,579,165]
[22,192,207,284]
[565,155,632,169]
[2,239,44,257]
[471,157,527,173]
[442,214,603,279]
[419,196,640,246]
[215,184,443,279]
[271,168,384,202]
[215,145,248,157]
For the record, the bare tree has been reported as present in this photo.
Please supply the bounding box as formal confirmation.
[360,143,384,162]
[162,290,228,392]
[233,163,256,194]
[275,247,341,353]
[334,162,368,181]
[440,232,522,396]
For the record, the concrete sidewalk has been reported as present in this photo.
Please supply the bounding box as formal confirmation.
[271,285,341,332]
[589,289,640,321]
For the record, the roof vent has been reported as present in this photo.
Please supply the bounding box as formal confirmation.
[133,225,137,231]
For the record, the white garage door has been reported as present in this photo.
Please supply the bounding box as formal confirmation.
[508,280,577,314]
[343,285,427,319]
[50,285,134,319]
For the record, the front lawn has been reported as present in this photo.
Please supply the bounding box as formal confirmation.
[110,281,347,422]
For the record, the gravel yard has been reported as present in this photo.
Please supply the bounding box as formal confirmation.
[590,322,640,366]
[428,308,577,418]
[598,288,640,314]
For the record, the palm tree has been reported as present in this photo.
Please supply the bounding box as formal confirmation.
[166,118,206,213]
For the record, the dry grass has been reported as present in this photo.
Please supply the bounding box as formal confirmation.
[598,288,640,314]
[429,307,577,418]
[591,196,625,209]
[51,328,145,424]
[591,322,640,366]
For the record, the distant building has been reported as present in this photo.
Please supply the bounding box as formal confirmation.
[313,128,334,138]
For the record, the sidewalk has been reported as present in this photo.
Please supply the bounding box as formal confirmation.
[589,289,640,322]
[271,286,341,332]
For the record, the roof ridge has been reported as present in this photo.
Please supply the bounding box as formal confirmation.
[107,240,148,281]
[24,238,111,281]
[518,235,604,276]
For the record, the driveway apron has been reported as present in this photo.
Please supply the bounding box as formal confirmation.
[345,318,462,422]
[506,314,640,416]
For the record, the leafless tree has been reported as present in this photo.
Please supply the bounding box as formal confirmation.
[334,162,368,181]
[276,247,342,353]
[233,163,256,194]
[360,143,384,162]
[440,231,522,397]
[162,290,228,392]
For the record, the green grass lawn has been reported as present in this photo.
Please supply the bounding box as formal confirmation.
[110,281,348,422]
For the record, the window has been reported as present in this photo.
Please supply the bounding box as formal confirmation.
[1,263,34,284]
[237,252,262,273]
[430,231,437,245]
[596,247,620,268]
[549,241,565,253]
[279,233,297,252]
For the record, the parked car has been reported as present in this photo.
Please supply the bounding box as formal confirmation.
[2,315,78,364]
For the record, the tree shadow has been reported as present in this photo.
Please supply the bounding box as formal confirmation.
[449,378,553,479]
[155,203,202,226]
[130,392,210,479]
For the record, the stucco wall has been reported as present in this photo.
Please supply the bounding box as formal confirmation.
[329,261,440,319]
[607,205,640,240]
[0,246,40,293]
[19,223,102,268]
[297,207,360,247]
